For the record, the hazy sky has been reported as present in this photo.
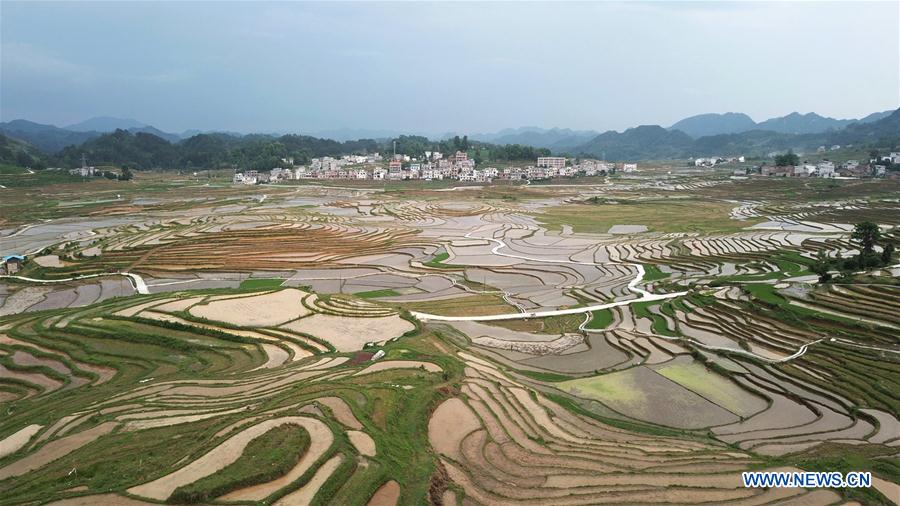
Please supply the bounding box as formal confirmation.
[2,1,898,135]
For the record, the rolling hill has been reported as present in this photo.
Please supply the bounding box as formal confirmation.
[64,116,147,132]
[575,108,900,160]
[669,113,757,138]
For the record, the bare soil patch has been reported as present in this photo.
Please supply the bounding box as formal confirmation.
[347,430,376,456]
[128,416,317,501]
[367,480,400,506]
[428,398,482,461]
[272,454,343,506]
[0,424,43,459]
[0,422,117,480]
[190,288,310,327]
[280,314,413,352]
[316,397,362,429]
[354,360,442,376]
[218,417,333,501]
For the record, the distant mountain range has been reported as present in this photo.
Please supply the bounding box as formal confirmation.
[0,118,218,153]
[668,113,757,138]
[469,127,599,151]
[64,116,147,132]
[1,108,898,161]
[0,120,105,153]
[571,108,900,160]
[669,110,893,138]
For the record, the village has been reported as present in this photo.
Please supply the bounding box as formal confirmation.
[232,152,637,184]
[755,151,899,178]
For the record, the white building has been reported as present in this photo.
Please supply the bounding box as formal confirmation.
[799,164,817,176]
[622,163,637,172]
[816,161,835,178]
[536,156,566,170]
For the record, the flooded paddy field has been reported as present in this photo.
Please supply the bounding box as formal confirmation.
[1,173,898,504]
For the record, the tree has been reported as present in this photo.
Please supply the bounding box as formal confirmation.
[810,251,832,283]
[881,242,895,266]
[774,150,799,167]
[851,221,880,257]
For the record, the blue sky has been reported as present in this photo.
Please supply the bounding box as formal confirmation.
[2,1,898,135]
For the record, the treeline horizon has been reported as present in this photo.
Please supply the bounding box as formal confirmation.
[1,130,552,171]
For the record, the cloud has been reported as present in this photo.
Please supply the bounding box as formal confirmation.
[2,42,95,84]
[2,42,188,87]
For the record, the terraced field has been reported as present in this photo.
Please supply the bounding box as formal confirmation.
[1,173,898,504]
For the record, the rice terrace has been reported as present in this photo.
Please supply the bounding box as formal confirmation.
[0,167,896,506]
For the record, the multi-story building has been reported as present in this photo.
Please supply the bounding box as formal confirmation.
[388,160,402,180]
[816,161,835,178]
[536,156,566,170]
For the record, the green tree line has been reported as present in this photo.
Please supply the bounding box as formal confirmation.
[44,131,551,171]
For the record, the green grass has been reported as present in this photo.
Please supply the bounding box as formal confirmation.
[422,251,462,269]
[513,368,579,382]
[170,424,311,503]
[743,283,786,305]
[584,308,614,330]
[743,283,862,327]
[0,164,28,175]
[631,301,678,337]
[0,168,89,188]
[642,264,670,281]
[712,251,814,283]
[238,278,285,290]
[354,289,401,299]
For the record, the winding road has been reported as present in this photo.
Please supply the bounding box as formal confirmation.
[0,272,150,295]
[411,230,688,322]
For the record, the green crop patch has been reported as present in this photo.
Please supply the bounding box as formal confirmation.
[354,289,401,298]
[239,278,285,290]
